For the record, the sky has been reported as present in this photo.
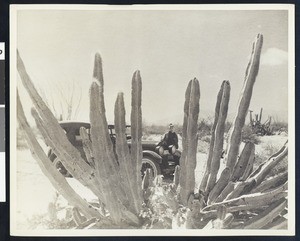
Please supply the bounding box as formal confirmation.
[15,8,290,125]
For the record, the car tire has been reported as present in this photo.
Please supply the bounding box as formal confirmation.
[141,157,161,178]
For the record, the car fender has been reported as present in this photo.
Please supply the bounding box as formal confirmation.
[142,150,162,164]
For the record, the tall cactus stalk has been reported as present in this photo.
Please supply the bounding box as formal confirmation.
[115,92,142,214]
[205,80,230,194]
[199,81,225,193]
[130,70,143,211]
[225,34,263,172]
[179,78,200,205]
[90,76,126,224]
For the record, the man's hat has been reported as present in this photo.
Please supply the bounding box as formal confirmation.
[169,123,174,127]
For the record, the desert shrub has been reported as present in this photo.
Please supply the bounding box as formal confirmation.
[143,124,165,136]
[271,121,288,134]
[198,118,212,138]
[198,119,231,137]
[241,125,260,144]
[143,124,182,138]
[197,139,210,154]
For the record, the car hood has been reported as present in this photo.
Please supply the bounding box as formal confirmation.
[127,139,159,152]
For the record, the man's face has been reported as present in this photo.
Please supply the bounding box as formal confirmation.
[169,126,174,133]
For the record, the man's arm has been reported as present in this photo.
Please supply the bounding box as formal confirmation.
[160,133,168,147]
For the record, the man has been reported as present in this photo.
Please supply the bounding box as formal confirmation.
[161,123,178,149]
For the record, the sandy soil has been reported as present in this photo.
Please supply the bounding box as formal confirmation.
[14,133,288,229]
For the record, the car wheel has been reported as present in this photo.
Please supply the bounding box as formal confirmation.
[141,157,161,179]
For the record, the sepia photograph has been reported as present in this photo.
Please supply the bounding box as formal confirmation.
[10,4,295,236]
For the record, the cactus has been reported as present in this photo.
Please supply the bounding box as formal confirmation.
[243,198,287,229]
[231,142,255,181]
[181,33,288,229]
[179,78,200,206]
[205,81,230,194]
[250,171,288,193]
[17,33,289,229]
[17,51,144,227]
[79,127,95,168]
[225,34,263,172]
[199,81,227,193]
[17,92,102,220]
[173,165,180,190]
[130,71,143,211]
[207,167,231,204]
[17,51,96,188]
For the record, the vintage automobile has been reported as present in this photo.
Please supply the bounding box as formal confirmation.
[47,121,181,178]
